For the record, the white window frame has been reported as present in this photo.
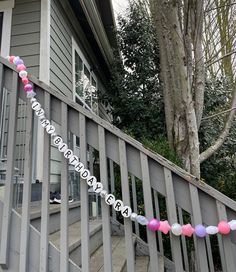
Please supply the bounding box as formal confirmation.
[0,0,14,57]
[72,37,98,113]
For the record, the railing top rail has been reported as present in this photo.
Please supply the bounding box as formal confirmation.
[1,56,236,213]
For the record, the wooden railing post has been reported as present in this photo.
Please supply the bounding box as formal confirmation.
[119,139,135,272]
[189,184,209,272]
[164,168,184,272]
[60,102,69,272]
[98,126,113,272]
[39,91,51,272]
[131,175,140,237]
[19,99,34,272]
[79,113,90,271]
[0,71,19,268]
[140,152,160,272]
[216,201,236,272]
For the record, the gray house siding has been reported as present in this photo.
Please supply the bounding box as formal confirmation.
[50,0,73,98]
[10,0,40,77]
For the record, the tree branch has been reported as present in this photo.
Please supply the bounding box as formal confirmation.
[206,50,236,68]
[201,106,236,121]
[205,2,236,13]
[200,84,236,163]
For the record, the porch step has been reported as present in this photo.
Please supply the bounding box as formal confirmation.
[90,236,127,272]
[49,219,103,266]
[16,201,81,235]
[135,256,149,272]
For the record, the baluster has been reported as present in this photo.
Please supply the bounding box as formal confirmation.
[19,99,33,272]
[89,145,98,218]
[189,184,209,271]
[39,91,51,272]
[79,113,90,271]
[205,235,214,272]
[177,207,189,271]
[0,71,19,268]
[60,102,69,272]
[216,200,236,272]
[0,64,3,105]
[119,139,135,271]
[98,126,113,271]
[131,175,140,237]
[164,168,183,272]
[140,152,159,272]
[153,191,163,254]
[109,159,116,220]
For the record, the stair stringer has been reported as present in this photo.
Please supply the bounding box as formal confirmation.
[0,200,81,272]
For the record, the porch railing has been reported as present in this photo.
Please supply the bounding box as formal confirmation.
[0,56,236,271]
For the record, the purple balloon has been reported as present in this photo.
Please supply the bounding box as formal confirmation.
[195,224,206,237]
[24,84,33,92]
[15,58,24,65]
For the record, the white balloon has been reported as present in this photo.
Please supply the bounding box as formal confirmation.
[64,149,73,159]
[87,176,97,186]
[228,220,236,230]
[41,119,50,128]
[121,206,132,218]
[130,213,138,221]
[53,136,63,146]
[136,215,148,225]
[80,169,90,179]
[69,155,79,165]
[93,182,103,193]
[113,200,124,212]
[105,194,115,205]
[171,223,182,236]
[74,162,84,173]
[35,108,44,117]
[206,226,218,235]
[38,115,45,121]
[100,190,108,198]
[27,91,36,98]
[46,125,55,134]
[32,101,41,111]
[30,98,36,103]
[58,142,68,153]
[19,70,27,78]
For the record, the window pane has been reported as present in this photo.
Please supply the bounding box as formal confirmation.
[75,51,83,97]
[91,76,98,113]
[0,12,3,52]
[84,65,91,107]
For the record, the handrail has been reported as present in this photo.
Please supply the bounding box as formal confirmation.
[1,56,235,212]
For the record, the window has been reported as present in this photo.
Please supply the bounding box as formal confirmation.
[72,38,98,114]
[0,12,3,51]
[0,0,14,57]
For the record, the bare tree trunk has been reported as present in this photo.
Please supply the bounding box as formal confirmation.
[150,0,201,177]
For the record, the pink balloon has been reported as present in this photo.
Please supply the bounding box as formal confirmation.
[159,220,171,234]
[148,219,160,231]
[218,221,230,235]
[182,224,195,237]
[9,56,15,63]
[22,77,29,85]
[17,64,26,72]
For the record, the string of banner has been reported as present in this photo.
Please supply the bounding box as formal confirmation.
[7,55,236,238]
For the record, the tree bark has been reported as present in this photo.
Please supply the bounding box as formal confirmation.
[150,0,201,178]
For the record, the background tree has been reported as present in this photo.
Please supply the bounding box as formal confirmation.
[149,0,236,178]
[104,2,165,140]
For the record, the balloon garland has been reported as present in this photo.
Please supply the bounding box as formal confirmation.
[6,55,236,237]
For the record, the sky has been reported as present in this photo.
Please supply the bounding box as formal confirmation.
[112,0,129,20]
